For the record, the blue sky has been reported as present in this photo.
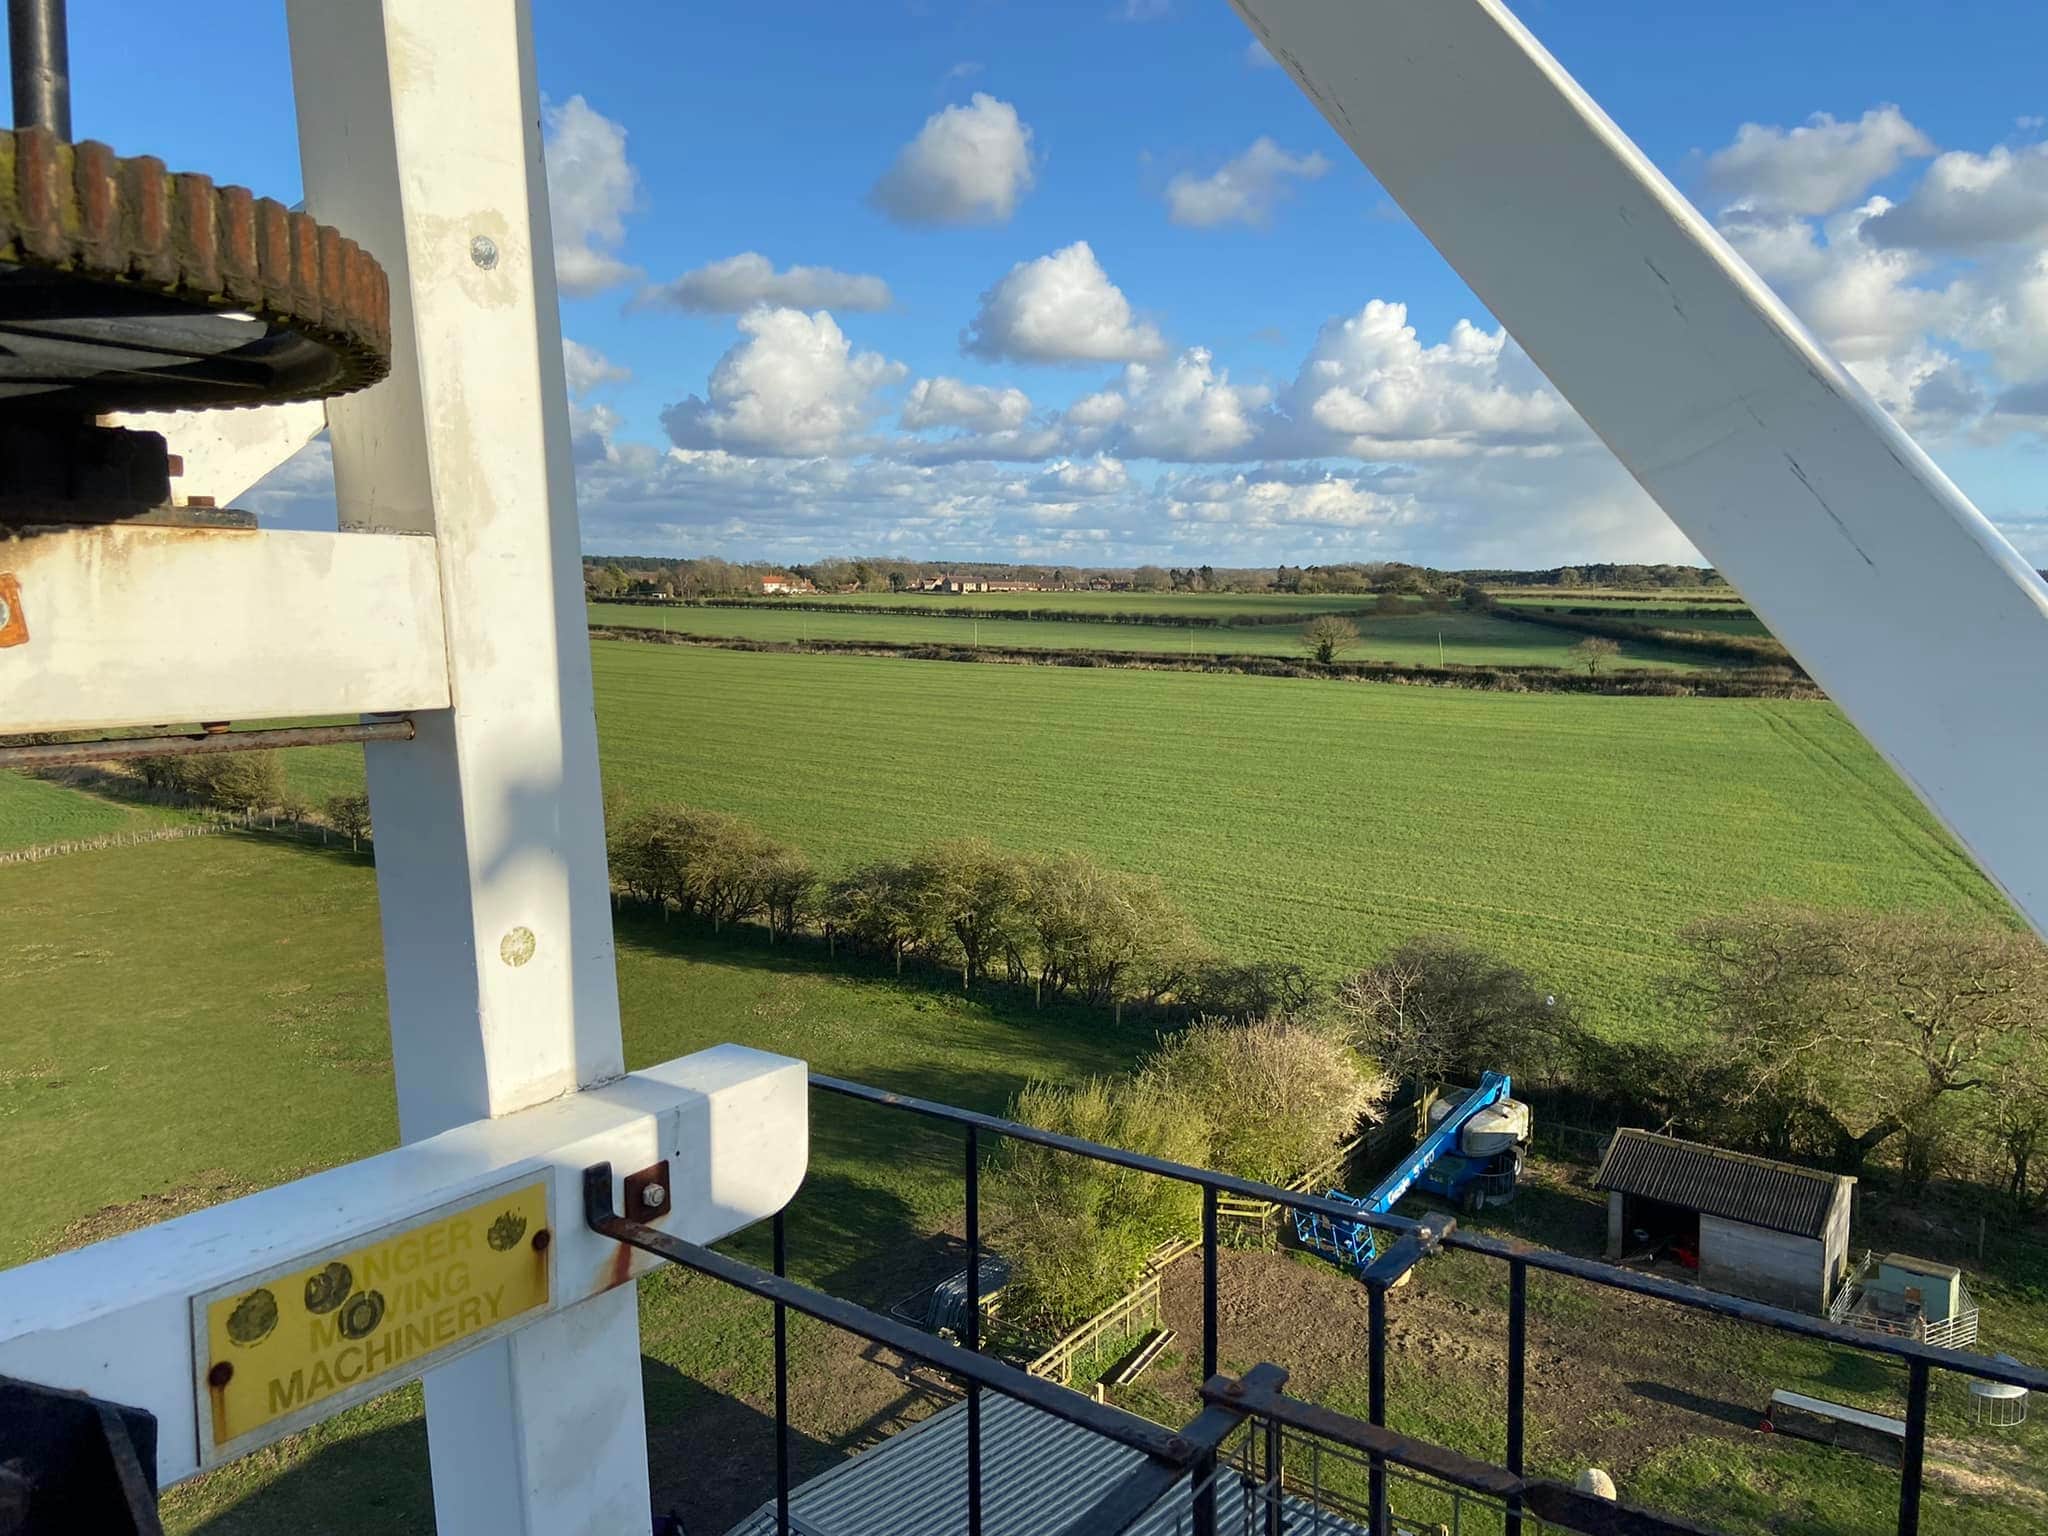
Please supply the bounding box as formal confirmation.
[68,1,2048,567]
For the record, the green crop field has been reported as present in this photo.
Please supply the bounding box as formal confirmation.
[589,599,1722,670]
[242,641,2002,1036]
[0,772,189,852]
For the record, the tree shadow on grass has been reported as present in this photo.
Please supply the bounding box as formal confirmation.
[1627,1378,1766,1431]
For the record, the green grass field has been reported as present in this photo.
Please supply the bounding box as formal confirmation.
[0,772,189,851]
[223,640,2002,1035]
[583,644,2001,1028]
[590,600,1722,670]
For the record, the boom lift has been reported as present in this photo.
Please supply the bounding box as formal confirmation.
[1297,1073,1531,1274]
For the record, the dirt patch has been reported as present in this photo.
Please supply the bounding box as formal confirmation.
[1927,1435,2048,1511]
[43,1169,269,1255]
[1148,1246,1759,1482]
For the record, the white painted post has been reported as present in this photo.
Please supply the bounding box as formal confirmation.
[285,4,644,1531]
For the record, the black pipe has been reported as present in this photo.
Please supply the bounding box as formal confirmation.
[0,720,416,769]
[9,0,70,139]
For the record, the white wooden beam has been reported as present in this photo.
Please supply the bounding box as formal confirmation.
[104,402,328,510]
[0,525,447,734]
[0,1046,807,1494]
[287,1,644,1529]
[1236,0,2048,936]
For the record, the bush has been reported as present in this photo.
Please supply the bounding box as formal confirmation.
[1149,1015,1389,1184]
[1180,961,1315,1021]
[995,1074,1210,1329]
[138,750,285,813]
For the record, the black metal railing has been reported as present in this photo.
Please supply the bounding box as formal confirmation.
[584,1073,2048,1536]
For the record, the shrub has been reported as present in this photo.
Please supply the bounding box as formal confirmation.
[995,1074,1210,1329]
[138,750,285,813]
[823,857,945,973]
[1149,1015,1389,1184]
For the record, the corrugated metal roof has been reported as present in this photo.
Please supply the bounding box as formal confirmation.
[722,1391,1370,1536]
[1594,1130,1851,1239]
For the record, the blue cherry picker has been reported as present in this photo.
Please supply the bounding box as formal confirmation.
[1296,1071,1532,1274]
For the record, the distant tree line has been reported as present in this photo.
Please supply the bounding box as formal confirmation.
[584,555,1729,602]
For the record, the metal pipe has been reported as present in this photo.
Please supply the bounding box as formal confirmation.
[1195,1182,1220,1536]
[965,1124,982,1536]
[1899,1358,1929,1536]
[8,0,69,138]
[1505,1259,1527,1536]
[1368,1283,1388,1536]
[0,719,415,769]
[773,1210,790,1536]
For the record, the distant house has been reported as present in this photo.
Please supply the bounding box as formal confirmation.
[758,574,816,595]
[938,575,988,594]
[1595,1129,1854,1313]
[981,580,1042,593]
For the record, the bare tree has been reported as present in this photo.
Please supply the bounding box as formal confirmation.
[1675,907,2048,1176]
[1327,935,1572,1088]
[1569,636,1622,675]
[1299,614,1361,665]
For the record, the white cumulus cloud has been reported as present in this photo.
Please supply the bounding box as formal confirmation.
[1166,138,1329,228]
[1281,302,1575,459]
[661,308,906,457]
[1864,141,2048,250]
[644,253,893,313]
[1111,349,1270,460]
[964,242,1167,365]
[563,339,630,396]
[544,96,639,296]
[903,376,1034,432]
[1703,105,1931,216]
[1030,456,1128,498]
[871,94,1036,226]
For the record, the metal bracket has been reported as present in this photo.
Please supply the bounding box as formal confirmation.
[1360,1212,1456,1290]
[622,1160,672,1224]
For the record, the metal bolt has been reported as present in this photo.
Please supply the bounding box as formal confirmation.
[0,597,10,630]
[642,1183,667,1210]
[469,235,499,270]
[207,1361,233,1389]
[531,1228,551,1253]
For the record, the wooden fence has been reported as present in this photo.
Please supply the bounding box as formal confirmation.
[1026,1274,1161,1387]
[1022,1237,1194,1386]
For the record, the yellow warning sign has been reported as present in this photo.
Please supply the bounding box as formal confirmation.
[194,1178,551,1460]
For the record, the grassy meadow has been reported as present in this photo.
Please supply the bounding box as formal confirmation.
[589,598,1724,670]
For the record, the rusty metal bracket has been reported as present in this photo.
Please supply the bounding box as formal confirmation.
[621,1160,672,1225]
[1359,1212,1456,1291]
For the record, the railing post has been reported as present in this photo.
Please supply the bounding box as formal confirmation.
[965,1124,983,1536]
[1506,1258,1526,1536]
[1369,1280,1389,1536]
[1899,1357,1929,1536]
[1263,1415,1284,1536]
[1195,1182,1220,1536]
[773,1209,790,1536]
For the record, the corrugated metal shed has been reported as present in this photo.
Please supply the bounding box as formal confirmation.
[722,1391,1369,1536]
[1594,1130,1850,1239]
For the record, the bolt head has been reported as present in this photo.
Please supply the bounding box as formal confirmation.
[470,235,499,270]
[643,1182,667,1210]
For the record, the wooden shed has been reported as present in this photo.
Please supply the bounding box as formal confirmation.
[1595,1130,1854,1313]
